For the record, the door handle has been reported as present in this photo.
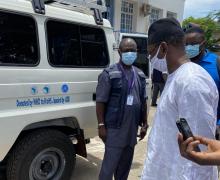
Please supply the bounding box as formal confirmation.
[93,93,96,101]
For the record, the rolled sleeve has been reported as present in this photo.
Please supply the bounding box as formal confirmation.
[96,70,111,103]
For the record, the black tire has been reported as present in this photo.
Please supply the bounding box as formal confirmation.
[6,129,75,180]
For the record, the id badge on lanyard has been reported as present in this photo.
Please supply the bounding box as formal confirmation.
[118,64,135,106]
[127,95,134,106]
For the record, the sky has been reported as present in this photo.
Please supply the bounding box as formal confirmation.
[184,0,220,19]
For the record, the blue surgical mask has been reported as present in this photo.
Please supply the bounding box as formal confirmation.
[121,52,137,66]
[185,44,200,59]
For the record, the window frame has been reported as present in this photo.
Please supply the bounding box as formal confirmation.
[45,18,110,69]
[0,9,40,67]
[150,8,161,25]
[167,11,177,19]
[120,1,134,33]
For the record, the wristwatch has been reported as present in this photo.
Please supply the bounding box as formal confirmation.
[98,123,105,128]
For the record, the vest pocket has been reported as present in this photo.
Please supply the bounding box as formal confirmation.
[106,70,123,128]
[105,107,119,128]
[108,77,122,107]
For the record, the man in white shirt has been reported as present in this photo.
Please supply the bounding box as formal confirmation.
[141,18,219,180]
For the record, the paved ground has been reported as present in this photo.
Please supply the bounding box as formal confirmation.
[71,107,156,180]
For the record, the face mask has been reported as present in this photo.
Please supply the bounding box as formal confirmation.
[121,52,137,66]
[185,44,200,59]
[150,45,166,62]
[149,45,167,72]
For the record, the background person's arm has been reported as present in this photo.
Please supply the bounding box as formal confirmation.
[139,77,149,141]
[139,102,148,141]
[96,102,107,142]
[96,71,111,143]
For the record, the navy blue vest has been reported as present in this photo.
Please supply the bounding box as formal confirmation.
[104,64,146,129]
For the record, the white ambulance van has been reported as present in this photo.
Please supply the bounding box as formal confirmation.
[0,0,116,179]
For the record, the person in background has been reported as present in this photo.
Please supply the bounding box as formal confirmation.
[185,27,220,138]
[178,134,220,166]
[151,68,167,107]
[96,38,148,180]
[141,18,218,180]
[150,35,168,107]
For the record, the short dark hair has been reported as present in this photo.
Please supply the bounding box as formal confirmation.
[185,27,206,42]
[119,38,137,50]
[148,18,185,46]
[185,27,205,35]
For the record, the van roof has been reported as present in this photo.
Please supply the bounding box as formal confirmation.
[0,0,112,28]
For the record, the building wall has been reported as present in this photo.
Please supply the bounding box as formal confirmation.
[113,0,149,33]
[109,0,185,34]
[135,0,148,33]
[149,0,185,22]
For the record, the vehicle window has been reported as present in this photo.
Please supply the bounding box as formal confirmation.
[123,36,149,77]
[47,21,81,66]
[80,26,109,67]
[47,20,109,67]
[0,11,39,66]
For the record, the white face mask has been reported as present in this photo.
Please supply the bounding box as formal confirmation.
[149,45,168,73]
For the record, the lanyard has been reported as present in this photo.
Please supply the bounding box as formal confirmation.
[117,63,135,94]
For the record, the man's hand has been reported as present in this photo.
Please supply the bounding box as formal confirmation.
[178,133,220,165]
[139,126,148,141]
[98,126,107,143]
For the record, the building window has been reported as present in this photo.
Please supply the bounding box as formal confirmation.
[167,11,177,18]
[47,20,109,68]
[121,1,134,32]
[0,11,39,66]
[102,0,114,26]
[150,8,161,25]
[103,8,110,20]
[103,6,113,25]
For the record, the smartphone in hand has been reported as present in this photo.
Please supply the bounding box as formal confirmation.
[176,118,201,152]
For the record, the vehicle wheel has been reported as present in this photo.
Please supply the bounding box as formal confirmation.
[7,129,75,180]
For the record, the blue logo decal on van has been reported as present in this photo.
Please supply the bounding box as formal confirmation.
[43,86,50,94]
[31,87,38,95]
[62,84,69,93]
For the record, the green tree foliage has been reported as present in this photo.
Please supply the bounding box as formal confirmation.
[183,11,220,50]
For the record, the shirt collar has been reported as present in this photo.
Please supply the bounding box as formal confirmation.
[200,50,212,63]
